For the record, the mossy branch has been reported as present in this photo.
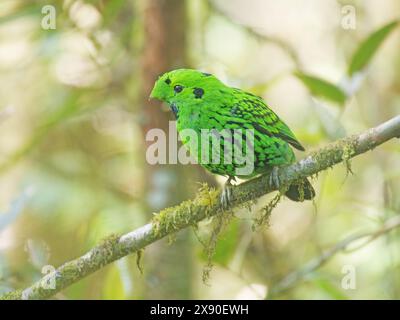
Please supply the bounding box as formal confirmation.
[1,115,400,300]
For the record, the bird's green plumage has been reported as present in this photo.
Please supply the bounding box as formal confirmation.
[150,69,315,201]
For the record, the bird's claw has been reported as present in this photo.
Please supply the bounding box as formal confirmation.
[220,176,235,209]
[220,186,232,209]
[269,167,280,189]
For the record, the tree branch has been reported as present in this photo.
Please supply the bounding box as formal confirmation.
[1,115,400,300]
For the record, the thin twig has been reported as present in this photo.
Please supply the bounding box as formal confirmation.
[269,215,400,297]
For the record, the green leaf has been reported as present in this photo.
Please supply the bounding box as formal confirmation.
[294,72,347,105]
[213,219,239,265]
[312,277,349,300]
[199,219,239,266]
[0,4,40,25]
[102,265,125,299]
[348,20,399,76]
[102,0,126,26]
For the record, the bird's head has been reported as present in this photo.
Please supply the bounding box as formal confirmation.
[150,69,222,105]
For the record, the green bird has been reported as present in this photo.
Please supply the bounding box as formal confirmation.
[150,69,315,205]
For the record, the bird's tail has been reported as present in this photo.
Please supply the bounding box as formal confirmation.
[285,178,315,202]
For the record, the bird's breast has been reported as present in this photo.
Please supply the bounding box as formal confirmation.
[176,108,202,129]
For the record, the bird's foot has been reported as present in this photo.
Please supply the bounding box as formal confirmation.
[220,176,236,210]
[269,167,281,189]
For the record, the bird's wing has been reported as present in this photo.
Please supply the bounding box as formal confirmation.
[232,89,305,151]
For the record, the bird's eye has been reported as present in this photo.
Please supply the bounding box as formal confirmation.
[174,85,184,93]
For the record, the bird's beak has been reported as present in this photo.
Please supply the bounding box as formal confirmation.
[149,87,156,100]
[149,80,165,102]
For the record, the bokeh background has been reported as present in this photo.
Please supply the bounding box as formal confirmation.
[0,0,399,299]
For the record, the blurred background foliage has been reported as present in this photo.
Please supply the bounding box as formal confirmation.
[0,0,399,299]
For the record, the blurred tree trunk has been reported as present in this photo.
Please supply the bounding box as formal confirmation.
[138,0,215,299]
